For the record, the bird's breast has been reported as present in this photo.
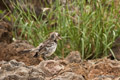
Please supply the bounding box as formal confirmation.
[46,42,57,57]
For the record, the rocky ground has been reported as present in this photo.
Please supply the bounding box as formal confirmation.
[0,21,120,80]
[0,53,120,80]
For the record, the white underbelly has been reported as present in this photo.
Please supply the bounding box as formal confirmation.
[46,43,57,57]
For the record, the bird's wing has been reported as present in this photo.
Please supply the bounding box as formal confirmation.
[33,40,54,57]
[37,40,51,51]
[19,43,44,54]
[33,42,47,57]
[33,43,44,52]
[38,41,55,54]
[18,49,32,53]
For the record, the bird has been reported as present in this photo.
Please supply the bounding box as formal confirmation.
[20,32,61,60]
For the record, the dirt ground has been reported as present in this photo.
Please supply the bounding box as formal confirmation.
[0,21,41,66]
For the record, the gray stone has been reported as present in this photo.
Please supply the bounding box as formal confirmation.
[51,72,85,80]
[0,60,45,80]
[65,51,81,63]
[37,60,64,77]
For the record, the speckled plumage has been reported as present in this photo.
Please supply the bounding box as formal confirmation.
[21,32,61,59]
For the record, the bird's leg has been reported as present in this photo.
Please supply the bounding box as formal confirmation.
[33,52,39,57]
[33,52,44,61]
[42,54,47,60]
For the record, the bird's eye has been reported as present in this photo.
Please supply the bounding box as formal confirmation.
[58,34,60,36]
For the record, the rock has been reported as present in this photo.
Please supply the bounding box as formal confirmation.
[37,60,64,77]
[93,77,113,80]
[14,67,30,77]
[9,59,25,67]
[28,77,43,80]
[0,60,26,73]
[0,21,12,44]
[1,63,15,71]
[51,72,85,80]
[88,59,120,80]
[65,51,81,63]
[59,63,87,79]
[1,58,120,80]
[29,72,44,80]
[114,77,120,80]
[0,60,7,66]
[0,40,41,65]
[0,60,45,80]
[28,68,45,80]
[110,37,120,60]
[2,74,21,80]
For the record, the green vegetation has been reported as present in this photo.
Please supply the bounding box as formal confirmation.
[5,0,120,59]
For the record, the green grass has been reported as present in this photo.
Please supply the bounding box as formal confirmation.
[5,0,120,59]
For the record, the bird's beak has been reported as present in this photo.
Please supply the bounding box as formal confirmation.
[58,36,62,40]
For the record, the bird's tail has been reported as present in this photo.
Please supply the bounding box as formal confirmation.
[19,49,33,54]
[19,48,38,54]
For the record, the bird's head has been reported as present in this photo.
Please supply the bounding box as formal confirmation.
[49,32,61,41]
